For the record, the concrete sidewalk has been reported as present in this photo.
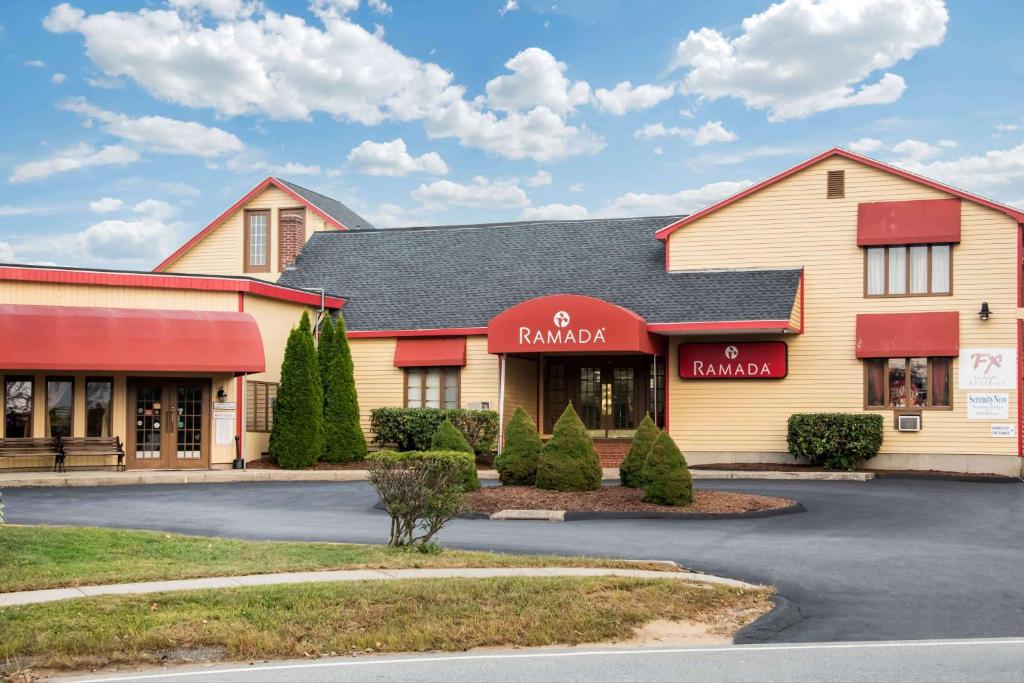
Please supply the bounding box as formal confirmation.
[0,467,873,488]
[0,567,760,608]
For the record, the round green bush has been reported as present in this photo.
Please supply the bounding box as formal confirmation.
[430,418,473,454]
[641,431,693,506]
[618,414,660,488]
[535,403,602,492]
[494,406,542,485]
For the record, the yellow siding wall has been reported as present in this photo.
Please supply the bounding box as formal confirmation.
[503,356,539,428]
[163,185,333,281]
[665,155,1019,474]
[349,337,404,441]
[0,281,235,311]
[462,337,499,409]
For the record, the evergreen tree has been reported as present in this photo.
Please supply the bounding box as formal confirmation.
[535,403,602,491]
[269,311,323,469]
[641,431,693,506]
[430,418,473,453]
[619,414,660,488]
[322,312,368,463]
[317,314,335,400]
[494,406,543,485]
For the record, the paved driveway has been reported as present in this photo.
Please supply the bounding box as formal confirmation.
[5,478,1023,643]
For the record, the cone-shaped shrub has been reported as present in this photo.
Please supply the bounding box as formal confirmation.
[536,403,602,492]
[619,414,660,488]
[430,418,473,453]
[322,313,368,463]
[317,314,335,400]
[269,311,323,469]
[641,431,693,506]
[494,406,542,485]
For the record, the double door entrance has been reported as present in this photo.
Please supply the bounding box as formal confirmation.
[127,379,210,469]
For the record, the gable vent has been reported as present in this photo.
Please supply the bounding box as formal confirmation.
[827,170,845,199]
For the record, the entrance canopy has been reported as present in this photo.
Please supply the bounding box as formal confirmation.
[488,294,661,355]
[0,304,265,373]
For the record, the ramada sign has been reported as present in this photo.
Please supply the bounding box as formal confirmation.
[488,294,660,354]
[679,341,788,379]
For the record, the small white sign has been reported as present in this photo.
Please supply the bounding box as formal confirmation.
[967,393,1009,420]
[991,424,1016,438]
[214,402,237,411]
[212,410,236,420]
[215,416,235,445]
[959,348,1016,390]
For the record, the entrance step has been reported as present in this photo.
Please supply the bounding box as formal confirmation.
[593,438,632,467]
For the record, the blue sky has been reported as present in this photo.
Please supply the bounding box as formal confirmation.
[0,0,1021,271]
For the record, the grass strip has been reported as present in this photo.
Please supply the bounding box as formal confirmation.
[0,577,772,672]
[0,526,678,593]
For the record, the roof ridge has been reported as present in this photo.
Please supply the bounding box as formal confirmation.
[274,177,339,203]
[310,214,686,235]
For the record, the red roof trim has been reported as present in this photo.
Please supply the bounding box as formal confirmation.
[0,265,344,309]
[347,327,488,339]
[647,320,798,333]
[655,148,1024,242]
[154,176,346,272]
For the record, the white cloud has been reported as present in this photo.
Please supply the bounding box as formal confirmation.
[521,203,589,220]
[89,197,124,213]
[597,179,752,217]
[672,0,948,121]
[0,206,55,217]
[653,146,663,155]
[223,156,321,176]
[938,139,958,148]
[499,0,518,16]
[59,98,244,158]
[24,59,45,67]
[167,0,258,20]
[412,176,529,209]
[368,0,392,14]
[346,138,448,176]
[85,76,124,89]
[594,81,675,116]
[678,108,694,119]
[160,181,201,197]
[77,217,186,262]
[567,182,585,193]
[525,170,552,187]
[896,142,1024,193]
[9,143,140,183]
[50,73,66,84]
[996,123,1020,132]
[133,198,175,220]
[485,48,590,114]
[891,138,941,162]
[848,137,884,154]
[633,120,737,145]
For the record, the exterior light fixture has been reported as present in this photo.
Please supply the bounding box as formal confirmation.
[978,302,991,321]
[217,387,228,401]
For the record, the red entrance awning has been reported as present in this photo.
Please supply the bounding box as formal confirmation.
[855,312,959,358]
[0,304,265,373]
[857,198,961,246]
[394,337,467,367]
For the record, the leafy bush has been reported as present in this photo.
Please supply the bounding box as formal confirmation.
[431,418,473,453]
[641,431,693,506]
[368,457,464,547]
[619,414,660,488]
[320,313,367,463]
[369,450,480,491]
[535,403,602,492]
[787,413,884,471]
[370,408,498,455]
[269,312,323,469]
[494,406,543,485]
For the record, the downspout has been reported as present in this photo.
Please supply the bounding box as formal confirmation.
[497,353,507,451]
[305,287,326,343]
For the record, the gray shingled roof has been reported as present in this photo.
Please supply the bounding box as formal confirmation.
[279,215,802,331]
[275,178,376,230]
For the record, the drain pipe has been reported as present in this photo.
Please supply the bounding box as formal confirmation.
[306,287,326,343]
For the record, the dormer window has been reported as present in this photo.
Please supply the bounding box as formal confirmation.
[244,209,270,273]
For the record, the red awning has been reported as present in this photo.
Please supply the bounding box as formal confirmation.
[0,304,265,373]
[394,337,466,367]
[857,198,961,246]
[855,312,959,358]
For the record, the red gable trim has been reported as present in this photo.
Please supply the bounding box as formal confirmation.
[647,320,797,333]
[855,312,959,358]
[857,198,961,246]
[655,148,1024,242]
[348,327,488,339]
[394,337,467,367]
[154,176,347,273]
[0,265,344,309]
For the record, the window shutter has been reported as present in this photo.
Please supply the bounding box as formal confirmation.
[827,170,845,199]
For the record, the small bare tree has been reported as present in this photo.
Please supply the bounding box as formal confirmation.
[368,458,464,547]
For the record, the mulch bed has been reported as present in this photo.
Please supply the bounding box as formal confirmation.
[692,462,1016,480]
[463,485,795,515]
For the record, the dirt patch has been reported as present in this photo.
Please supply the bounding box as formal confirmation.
[463,485,795,515]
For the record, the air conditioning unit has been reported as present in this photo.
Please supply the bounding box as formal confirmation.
[896,414,921,432]
[466,401,490,410]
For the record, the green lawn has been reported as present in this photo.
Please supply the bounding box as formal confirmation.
[0,525,678,593]
[0,577,772,672]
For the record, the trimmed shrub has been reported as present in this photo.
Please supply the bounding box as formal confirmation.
[317,313,335,399]
[535,403,602,492]
[619,414,660,488]
[494,406,542,485]
[787,413,884,471]
[370,408,498,455]
[321,313,368,463]
[431,418,473,453]
[369,450,480,491]
[269,312,323,469]
[641,431,693,506]
[368,457,464,547]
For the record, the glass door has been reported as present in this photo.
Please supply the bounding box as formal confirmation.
[130,383,165,469]
[129,380,209,469]
[173,384,204,464]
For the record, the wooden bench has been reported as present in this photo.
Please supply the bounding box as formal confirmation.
[0,437,61,471]
[57,436,125,472]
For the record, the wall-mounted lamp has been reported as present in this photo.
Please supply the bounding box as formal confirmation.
[217,387,228,401]
[978,302,991,321]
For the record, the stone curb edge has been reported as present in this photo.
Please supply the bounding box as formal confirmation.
[468,502,806,522]
[733,594,804,644]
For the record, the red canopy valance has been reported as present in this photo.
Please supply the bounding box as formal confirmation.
[393,337,467,367]
[855,312,959,358]
[857,199,961,246]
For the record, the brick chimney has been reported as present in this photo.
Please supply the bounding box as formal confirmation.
[279,209,305,271]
